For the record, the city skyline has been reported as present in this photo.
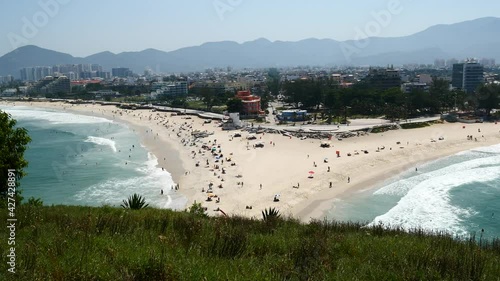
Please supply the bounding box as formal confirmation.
[2,0,500,57]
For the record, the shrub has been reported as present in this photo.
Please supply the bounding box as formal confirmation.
[121,194,149,210]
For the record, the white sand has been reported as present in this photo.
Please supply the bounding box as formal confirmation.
[3,100,500,221]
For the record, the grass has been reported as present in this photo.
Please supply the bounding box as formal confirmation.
[400,122,432,129]
[1,205,500,280]
[185,101,227,113]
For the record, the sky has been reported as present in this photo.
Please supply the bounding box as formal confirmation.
[1,0,500,57]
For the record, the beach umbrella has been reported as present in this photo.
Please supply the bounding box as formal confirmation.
[308,171,315,174]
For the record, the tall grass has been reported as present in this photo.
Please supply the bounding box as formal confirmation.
[1,205,499,280]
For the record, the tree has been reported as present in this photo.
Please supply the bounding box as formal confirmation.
[0,111,31,201]
[200,88,217,111]
[429,78,450,112]
[226,98,244,113]
[477,84,500,117]
[121,193,149,210]
[188,202,208,217]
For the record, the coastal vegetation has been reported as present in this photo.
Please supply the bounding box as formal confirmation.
[1,204,500,280]
[0,110,31,204]
[281,78,500,122]
[121,193,150,210]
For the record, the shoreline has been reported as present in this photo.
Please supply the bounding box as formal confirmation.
[2,100,500,221]
[290,143,490,222]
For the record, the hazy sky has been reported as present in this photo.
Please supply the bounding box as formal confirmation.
[1,0,500,57]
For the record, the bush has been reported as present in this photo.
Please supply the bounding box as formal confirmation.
[121,194,149,210]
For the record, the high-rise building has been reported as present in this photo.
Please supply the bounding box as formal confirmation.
[365,68,401,90]
[451,63,464,89]
[112,68,133,78]
[91,64,103,72]
[151,81,188,96]
[0,75,14,84]
[446,58,459,68]
[480,58,496,68]
[452,59,484,93]
[434,59,446,68]
[20,67,36,81]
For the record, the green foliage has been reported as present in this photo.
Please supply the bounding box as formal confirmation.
[226,98,244,113]
[188,202,208,217]
[1,205,500,280]
[261,207,281,221]
[26,197,43,207]
[267,68,280,96]
[477,84,500,117]
[121,193,149,210]
[0,111,31,199]
[280,77,480,118]
[400,122,432,129]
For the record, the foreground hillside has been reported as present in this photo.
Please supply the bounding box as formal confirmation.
[1,205,500,281]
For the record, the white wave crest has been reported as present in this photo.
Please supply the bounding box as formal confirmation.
[1,106,112,124]
[375,153,500,197]
[85,136,117,152]
[74,152,186,210]
[369,166,500,236]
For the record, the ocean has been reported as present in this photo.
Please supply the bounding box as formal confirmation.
[1,105,187,210]
[326,143,500,240]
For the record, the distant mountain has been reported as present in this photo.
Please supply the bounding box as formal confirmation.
[1,17,500,77]
[0,45,83,77]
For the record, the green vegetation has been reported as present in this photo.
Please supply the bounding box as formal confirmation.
[0,110,31,203]
[281,77,500,120]
[400,122,433,129]
[121,194,150,210]
[369,125,399,134]
[261,207,281,222]
[2,205,500,280]
[226,98,244,114]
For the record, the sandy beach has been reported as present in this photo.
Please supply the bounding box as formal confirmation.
[3,100,500,221]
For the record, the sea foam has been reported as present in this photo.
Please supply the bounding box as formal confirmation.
[1,106,112,124]
[369,165,499,236]
[85,136,117,152]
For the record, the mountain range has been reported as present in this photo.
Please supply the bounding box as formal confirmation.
[1,17,500,78]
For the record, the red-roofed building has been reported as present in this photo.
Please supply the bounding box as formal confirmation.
[235,90,264,116]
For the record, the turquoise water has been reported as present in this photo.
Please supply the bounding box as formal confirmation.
[327,143,500,240]
[1,105,187,209]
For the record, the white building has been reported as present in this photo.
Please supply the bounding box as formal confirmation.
[1,89,17,97]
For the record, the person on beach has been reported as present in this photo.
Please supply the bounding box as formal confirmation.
[161,189,163,195]
[260,184,262,190]
[347,177,350,183]
[329,182,332,188]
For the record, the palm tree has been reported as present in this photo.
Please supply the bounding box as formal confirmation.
[121,194,149,210]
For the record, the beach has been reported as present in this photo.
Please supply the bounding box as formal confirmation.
[2,100,500,221]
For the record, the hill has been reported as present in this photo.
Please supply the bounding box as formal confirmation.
[2,204,500,280]
[1,17,500,77]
